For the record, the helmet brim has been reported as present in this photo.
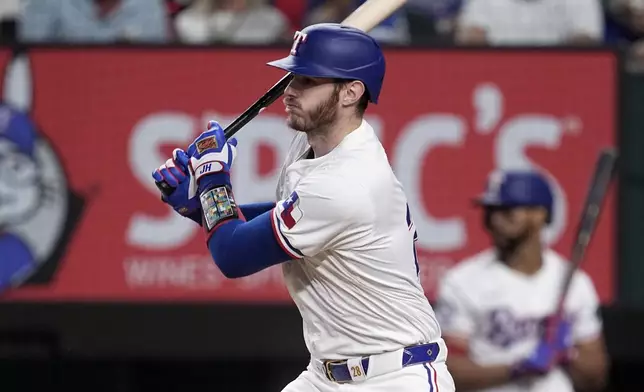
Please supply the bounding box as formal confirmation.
[267,56,379,103]
[471,194,501,207]
[267,56,347,80]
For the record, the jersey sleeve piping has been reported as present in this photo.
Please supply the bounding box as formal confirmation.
[270,207,305,258]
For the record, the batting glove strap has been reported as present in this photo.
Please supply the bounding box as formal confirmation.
[190,152,234,195]
[199,185,243,235]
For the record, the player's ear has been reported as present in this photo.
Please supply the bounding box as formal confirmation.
[483,208,493,231]
[538,207,549,226]
[530,207,548,227]
[342,80,366,108]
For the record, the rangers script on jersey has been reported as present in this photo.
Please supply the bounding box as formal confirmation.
[435,248,603,392]
[271,120,442,361]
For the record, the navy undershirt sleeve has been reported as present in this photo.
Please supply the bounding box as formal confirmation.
[239,202,276,220]
[206,210,296,278]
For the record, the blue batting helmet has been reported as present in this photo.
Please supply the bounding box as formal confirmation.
[267,23,386,103]
[474,170,554,223]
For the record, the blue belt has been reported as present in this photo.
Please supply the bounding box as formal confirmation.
[323,342,440,383]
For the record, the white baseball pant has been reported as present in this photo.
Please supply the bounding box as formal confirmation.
[281,340,455,392]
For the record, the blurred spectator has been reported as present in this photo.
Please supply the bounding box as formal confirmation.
[605,0,644,71]
[273,0,308,35]
[174,0,289,44]
[304,0,411,45]
[304,0,352,25]
[19,0,170,43]
[398,0,464,43]
[423,0,463,38]
[455,0,604,46]
[166,0,194,16]
[0,0,18,42]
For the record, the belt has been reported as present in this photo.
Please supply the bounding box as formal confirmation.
[322,341,441,383]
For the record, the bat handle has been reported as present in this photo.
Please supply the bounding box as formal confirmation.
[154,72,294,197]
[156,179,175,197]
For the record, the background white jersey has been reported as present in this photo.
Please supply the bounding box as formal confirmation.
[272,120,442,360]
[435,248,603,392]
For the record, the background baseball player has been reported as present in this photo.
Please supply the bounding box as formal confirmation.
[434,170,608,392]
[151,23,455,391]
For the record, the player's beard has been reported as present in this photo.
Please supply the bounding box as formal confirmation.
[492,225,535,261]
[287,85,340,134]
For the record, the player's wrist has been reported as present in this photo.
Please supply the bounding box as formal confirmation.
[508,362,526,380]
[196,172,232,194]
[184,209,203,227]
[199,184,243,235]
[509,360,544,380]
[558,347,579,368]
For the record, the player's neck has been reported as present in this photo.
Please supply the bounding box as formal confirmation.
[501,236,544,275]
[307,115,362,158]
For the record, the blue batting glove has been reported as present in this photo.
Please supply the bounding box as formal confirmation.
[545,316,576,366]
[152,148,201,225]
[510,316,574,379]
[187,121,238,194]
[510,340,558,379]
[549,318,572,349]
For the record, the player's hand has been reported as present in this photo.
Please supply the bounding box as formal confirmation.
[151,148,201,225]
[186,120,238,194]
[510,316,574,379]
[544,315,576,366]
[510,340,559,379]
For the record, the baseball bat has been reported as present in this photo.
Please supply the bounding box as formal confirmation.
[548,147,618,337]
[155,0,408,196]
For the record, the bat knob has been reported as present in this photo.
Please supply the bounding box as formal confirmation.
[155,181,175,197]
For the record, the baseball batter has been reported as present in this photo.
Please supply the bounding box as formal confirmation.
[434,170,608,392]
[152,23,455,391]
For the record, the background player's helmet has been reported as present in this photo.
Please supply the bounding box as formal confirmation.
[267,23,386,103]
[473,170,554,224]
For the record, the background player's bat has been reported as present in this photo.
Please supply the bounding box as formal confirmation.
[155,0,408,196]
[548,147,618,339]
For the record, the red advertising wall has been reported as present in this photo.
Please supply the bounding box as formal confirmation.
[0,48,617,304]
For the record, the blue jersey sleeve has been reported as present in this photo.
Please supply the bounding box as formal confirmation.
[206,209,295,278]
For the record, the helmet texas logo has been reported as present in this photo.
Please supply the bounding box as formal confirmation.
[0,53,85,292]
[290,31,308,56]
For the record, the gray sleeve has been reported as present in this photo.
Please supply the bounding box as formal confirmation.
[19,0,61,42]
[132,0,170,42]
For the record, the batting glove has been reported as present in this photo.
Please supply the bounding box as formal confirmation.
[544,315,577,366]
[151,148,201,225]
[186,120,238,194]
[186,121,243,234]
[510,316,574,379]
[510,339,558,379]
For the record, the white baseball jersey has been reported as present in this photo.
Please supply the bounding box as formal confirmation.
[272,120,442,360]
[435,248,603,392]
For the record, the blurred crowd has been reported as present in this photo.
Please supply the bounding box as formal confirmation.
[0,0,642,69]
